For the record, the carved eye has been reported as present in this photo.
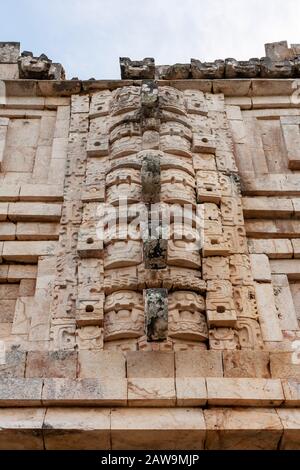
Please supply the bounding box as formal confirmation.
[85,305,94,313]
[86,237,94,244]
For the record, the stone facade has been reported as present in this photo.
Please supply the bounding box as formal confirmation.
[1,40,300,449]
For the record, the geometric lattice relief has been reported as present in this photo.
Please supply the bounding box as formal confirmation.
[1,39,300,451]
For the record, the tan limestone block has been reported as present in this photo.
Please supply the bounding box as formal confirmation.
[42,378,127,406]
[202,256,230,280]
[248,239,293,259]
[292,239,300,258]
[0,222,16,240]
[270,353,300,380]
[26,351,77,379]
[0,203,8,221]
[0,350,26,378]
[0,241,2,262]
[175,351,223,377]
[242,197,294,218]
[8,202,62,222]
[126,351,174,378]
[3,241,57,262]
[0,299,16,322]
[206,378,284,406]
[272,275,298,331]
[277,409,300,449]
[250,254,272,282]
[19,279,36,296]
[223,351,270,378]
[16,222,60,241]
[176,378,207,406]
[255,282,283,341]
[77,350,126,378]
[43,408,110,450]
[229,254,253,286]
[205,408,283,450]
[70,112,89,133]
[270,259,300,280]
[0,378,43,406]
[71,94,89,113]
[0,283,19,299]
[128,378,176,406]
[19,184,63,202]
[0,408,45,450]
[111,408,206,450]
[0,185,20,202]
[0,264,8,282]
[7,264,37,281]
[282,380,300,406]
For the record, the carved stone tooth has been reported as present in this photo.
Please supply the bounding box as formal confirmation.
[144,288,168,342]
[119,57,155,79]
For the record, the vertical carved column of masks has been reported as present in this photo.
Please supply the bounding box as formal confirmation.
[74,91,113,351]
[102,86,144,349]
[191,91,264,350]
[50,95,90,351]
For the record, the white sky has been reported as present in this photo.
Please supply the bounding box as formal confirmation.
[2,0,300,79]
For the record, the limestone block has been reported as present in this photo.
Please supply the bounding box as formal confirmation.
[0,203,8,221]
[2,241,56,262]
[0,408,45,450]
[224,225,248,255]
[0,241,3,262]
[42,378,127,406]
[175,351,223,377]
[70,112,89,133]
[272,275,298,330]
[270,353,300,380]
[76,296,104,327]
[176,378,207,406]
[192,153,216,171]
[282,380,300,406]
[26,351,77,378]
[233,285,258,319]
[205,408,283,450]
[0,299,16,322]
[250,254,272,282]
[223,351,270,378]
[203,256,230,280]
[0,265,8,282]
[104,291,144,341]
[248,239,293,259]
[206,378,284,406]
[76,326,103,351]
[242,196,294,218]
[111,408,206,450]
[229,254,253,286]
[126,351,174,378]
[77,350,126,378]
[0,378,43,406]
[161,168,195,204]
[144,288,168,342]
[255,282,283,341]
[43,408,110,450]
[19,184,63,202]
[0,185,20,202]
[196,170,220,203]
[206,280,235,311]
[19,279,36,297]
[8,203,62,222]
[71,95,89,113]
[0,222,16,240]
[221,197,244,226]
[0,350,26,378]
[89,90,111,118]
[7,264,37,282]
[270,260,300,280]
[292,239,300,258]
[0,42,20,62]
[278,409,300,450]
[168,291,207,342]
[16,222,60,241]
[128,378,176,406]
[0,283,19,299]
[281,122,300,169]
[104,240,142,269]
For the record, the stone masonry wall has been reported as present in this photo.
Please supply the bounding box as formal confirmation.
[0,41,300,450]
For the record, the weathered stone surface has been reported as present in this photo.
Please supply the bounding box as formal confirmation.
[43,408,111,450]
[0,349,26,378]
[278,409,300,449]
[176,378,207,406]
[205,408,282,450]
[128,378,176,406]
[120,57,155,79]
[282,380,300,406]
[175,351,223,377]
[0,408,45,450]
[206,378,284,406]
[144,288,168,342]
[42,378,127,406]
[223,351,270,378]
[127,351,174,378]
[111,408,206,450]
[270,353,300,379]
[26,351,77,378]
[0,378,43,406]
[77,351,126,378]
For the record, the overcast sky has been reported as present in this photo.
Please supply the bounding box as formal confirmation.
[2,0,300,79]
